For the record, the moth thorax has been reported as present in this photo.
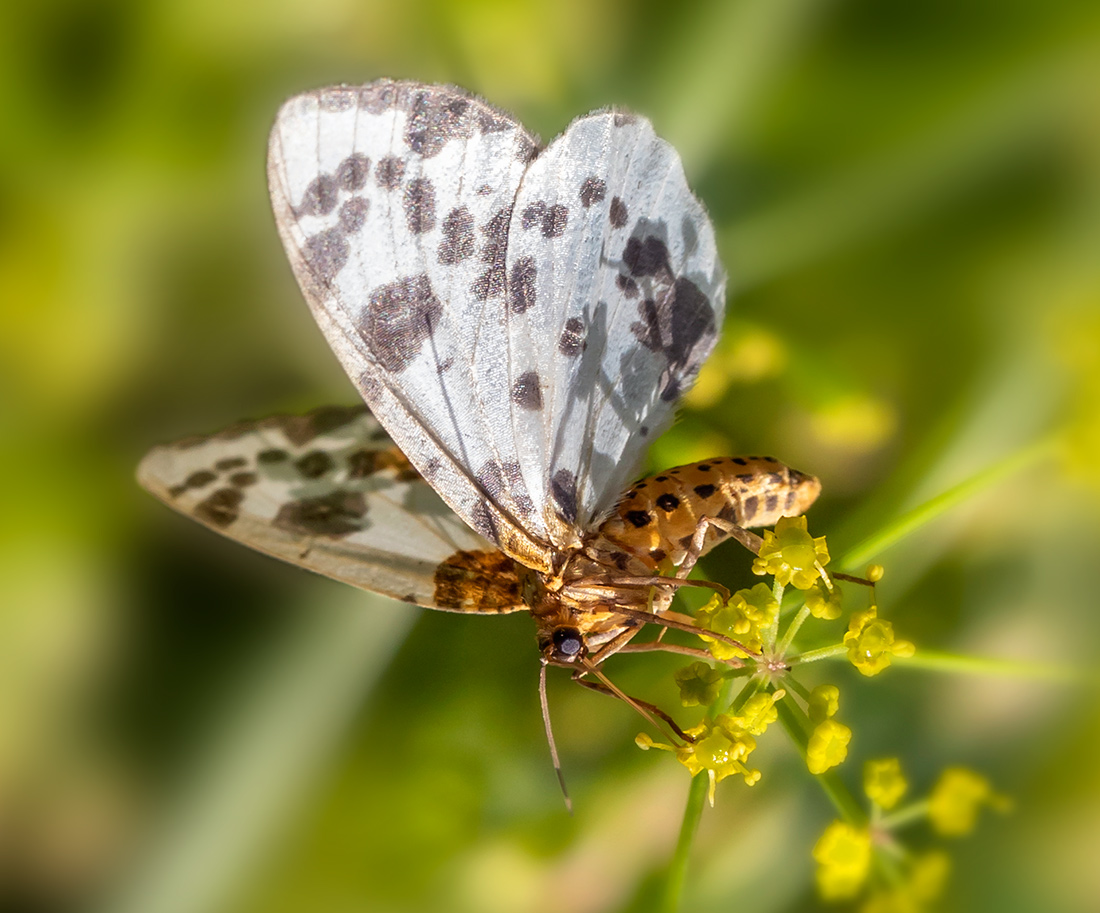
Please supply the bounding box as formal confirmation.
[596,456,821,571]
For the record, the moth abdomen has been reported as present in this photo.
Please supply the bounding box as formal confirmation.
[596,457,821,570]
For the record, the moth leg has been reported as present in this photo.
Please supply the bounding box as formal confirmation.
[570,669,692,743]
[617,639,746,668]
[676,517,763,580]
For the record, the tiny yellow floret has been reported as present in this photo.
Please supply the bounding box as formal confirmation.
[909,851,951,902]
[752,516,830,590]
[844,606,915,676]
[813,821,872,900]
[864,758,908,810]
[928,767,1008,836]
[697,584,777,659]
[809,683,840,724]
[674,661,723,707]
[806,578,843,619]
[807,718,851,774]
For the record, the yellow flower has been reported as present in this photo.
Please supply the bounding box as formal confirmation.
[809,683,840,724]
[696,584,777,660]
[640,692,784,803]
[813,821,872,900]
[858,852,950,913]
[752,516,830,590]
[808,718,851,774]
[806,578,843,619]
[909,851,951,901]
[864,758,907,810]
[928,767,1009,836]
[844,606,915,676]
[674,661,723,707]
[725,689,784,736]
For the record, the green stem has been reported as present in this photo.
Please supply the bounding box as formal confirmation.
[660,773,709,913]
[775,697,865,824]
[839,435,1058,570]
[878,800,930,831]
[895,649,1091,683]
[777,604,812,655]
[791,644,848,664]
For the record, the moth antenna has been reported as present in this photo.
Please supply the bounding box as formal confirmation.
[540,662,573,815]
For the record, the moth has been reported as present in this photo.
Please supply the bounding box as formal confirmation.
[139,80,820,749]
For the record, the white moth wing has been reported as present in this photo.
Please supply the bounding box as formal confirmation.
[505,111,726,538]
[268,81,557,573]
[267,81,725,567]
[137,406,523,613]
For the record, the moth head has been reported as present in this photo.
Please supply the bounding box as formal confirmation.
[541,625,586,664]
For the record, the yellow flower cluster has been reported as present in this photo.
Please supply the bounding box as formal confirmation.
[695,583,778,659]
[806,577,843,619]
[752,515,830,589]
[844,605,915,676]
[813,821,872,900]
[928,767,1010,836]
[637,691,784,804]
[807,684,851,775]
[811,759,1005,908]
[864,758,907,810]
[673,661,723,707]
[860,852,951,913]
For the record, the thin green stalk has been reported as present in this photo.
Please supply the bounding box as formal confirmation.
[791,644,848,664]
[776,604,811,655]
[839,436,1057,570]
[775,698,864,824]
[660,773,709,913]
[895,649,1093,684]
[658,676,763,911]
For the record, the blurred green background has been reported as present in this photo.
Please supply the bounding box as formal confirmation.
[2,0,1099,911]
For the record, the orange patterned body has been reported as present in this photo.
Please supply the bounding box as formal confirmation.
[595,456,820,571]
[518,456,821,660]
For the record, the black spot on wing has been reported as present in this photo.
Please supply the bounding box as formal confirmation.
[298,175,339,217]
[195,488,244,528]
[509,257,537,313]
[336,154,370,191]
[472,207,511,300]
[438,206,475,263]
[511,371,543,410]
[403,178,436,234]
[521,202,546,230]
[375,155,405,190]
[550,469,578,524]
[304,229,349,283]
[275,491,367,538]
[558,317,585,357]
[360,275,442,372]
[470,499,500,544]
[623,236,671,278]
[609,197,628,228]
[405,90,474,157]
[579,177,606,207]
[296,451,334,479]
[338,198,368,233]
[272,405,369,446]
[542,204,568,238]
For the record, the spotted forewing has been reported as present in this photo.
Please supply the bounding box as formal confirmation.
[266,80,726,573]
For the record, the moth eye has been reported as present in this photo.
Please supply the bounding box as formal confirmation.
[552,626,584,657]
